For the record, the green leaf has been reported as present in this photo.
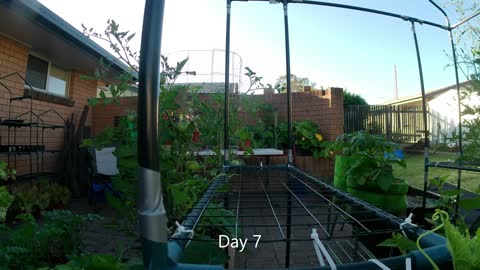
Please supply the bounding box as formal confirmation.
[181,239,229,265]
[185,161,202,171]
[459,197,480,210]
[441,190,463,197]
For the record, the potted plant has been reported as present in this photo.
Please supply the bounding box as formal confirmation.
[325,131,408,212]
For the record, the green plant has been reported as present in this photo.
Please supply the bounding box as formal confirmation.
[0,187,14,223]
[48,183,72,207]
[377,232,418,255]
[181,203,241,265]
[15,184,50,214]
[343,89,368,106]
[0,211,101,269]
[326,131,406,195]
[346,147,406,192]
[416,209,480,270]
[40,254,143,270]
[0,161,16,182]
[12,182,70,215]
[324,131,400,157]
[276,120,326,158]
[293,120,326,159]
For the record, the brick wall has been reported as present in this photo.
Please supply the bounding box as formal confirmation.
[0,34,98,175]
[91,87,344,178]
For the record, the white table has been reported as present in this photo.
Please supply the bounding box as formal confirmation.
[197,148,284,165]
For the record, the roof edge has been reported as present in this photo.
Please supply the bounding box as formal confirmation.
[0,0,138,79]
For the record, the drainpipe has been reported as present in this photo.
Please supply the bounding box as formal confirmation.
[137,0,168,269]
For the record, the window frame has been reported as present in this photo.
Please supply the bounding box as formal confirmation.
[24,53,70,98]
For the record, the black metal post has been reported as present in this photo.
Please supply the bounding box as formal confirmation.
[137,0,168,269]
[449,28,463,220]
[224,0,232,164]
[428,0,463,220]
[283,0,293,165]
[411,21,430,213]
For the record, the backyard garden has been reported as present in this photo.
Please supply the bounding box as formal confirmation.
[1,0,480,269]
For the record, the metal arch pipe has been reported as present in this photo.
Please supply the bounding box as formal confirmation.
[427,0,464,221]
[224,0,232,164]
[231,0,450,31]
[410,21,431,213]
[137,0,168,269]
[283,0,294,165]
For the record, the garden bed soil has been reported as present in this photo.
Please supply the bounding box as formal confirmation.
[67,198,141,258]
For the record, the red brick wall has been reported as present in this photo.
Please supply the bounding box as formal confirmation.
[0,34,98,175]
[91,88,344,178]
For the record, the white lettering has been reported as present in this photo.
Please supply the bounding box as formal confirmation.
[218,235,249,252]
[219,235,230,248]
[253,235,262,248]
[238,237,248,252]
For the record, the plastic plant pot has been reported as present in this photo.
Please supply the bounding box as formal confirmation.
[347,179,409,213]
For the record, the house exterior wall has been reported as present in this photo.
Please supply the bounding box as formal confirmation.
[0,34,98,175]
[91,87,344,178]
[429,89,479,144]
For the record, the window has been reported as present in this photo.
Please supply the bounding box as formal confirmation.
[25,54,70,97]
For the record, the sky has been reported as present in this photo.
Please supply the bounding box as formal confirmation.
[38,0,476,104]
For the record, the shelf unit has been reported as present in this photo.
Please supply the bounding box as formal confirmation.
[0,72,65,184]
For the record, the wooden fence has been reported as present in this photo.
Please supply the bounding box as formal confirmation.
[344,105,429,143]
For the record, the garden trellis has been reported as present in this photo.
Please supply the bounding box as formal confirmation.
[136,0,480,269]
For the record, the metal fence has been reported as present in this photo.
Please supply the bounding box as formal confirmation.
[344,105,428,143]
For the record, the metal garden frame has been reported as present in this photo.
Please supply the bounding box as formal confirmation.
[136,0,480,269]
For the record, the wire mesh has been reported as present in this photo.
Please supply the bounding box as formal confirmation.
[171,166,404,268]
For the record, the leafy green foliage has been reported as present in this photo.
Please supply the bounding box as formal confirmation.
[0,187,14,223]
[10,181,71,215]
[276,120,327,158]
[180,203,240,265]
[325,131,406,191]
[0,211,101,269]
[293,120,326,159]
[416,210,480,270]
[377,232,418,255]
[275,74,316,93]
[343,89,368,106]
[181,240,230,265]
[444,217,480,270]
[429,176,459,212]
[0,160,16,181]
[324,130,400,157]
[38,254,143,270]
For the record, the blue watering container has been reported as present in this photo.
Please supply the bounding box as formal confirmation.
[385,149,405,159]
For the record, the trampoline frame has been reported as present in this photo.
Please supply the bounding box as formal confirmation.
[135,0,480,269]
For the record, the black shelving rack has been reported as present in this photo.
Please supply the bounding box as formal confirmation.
[0,72,65,184]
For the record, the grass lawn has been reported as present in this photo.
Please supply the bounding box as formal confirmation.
[393,152,480,193]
